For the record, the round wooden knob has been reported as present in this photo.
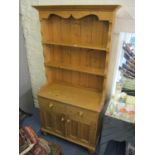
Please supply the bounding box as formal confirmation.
[67,119,70,123]
[79,111,83,116]
[49,103,53,108]
[61,117,65,122]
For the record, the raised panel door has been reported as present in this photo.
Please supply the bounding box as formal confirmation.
[54,113,66,136]
[66,116,97,147]
[67,118,97,146]
[65,118,80,141]
[39,98,66,136]
[39,101,55,131]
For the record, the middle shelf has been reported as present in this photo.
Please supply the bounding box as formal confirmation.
[45,62,106,76]
[42,41,108,52]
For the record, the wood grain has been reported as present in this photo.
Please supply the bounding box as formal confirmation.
[36,5,119,152]
[38,83,102,112]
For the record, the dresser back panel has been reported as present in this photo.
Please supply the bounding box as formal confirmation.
[46,67,104,91]
[44,46,106,72]
[41,15,109,48]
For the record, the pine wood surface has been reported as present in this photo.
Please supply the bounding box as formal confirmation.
[41,128,96,152]
[38,83,102,112]
[45,61,106,76]
[34,5,120,152]
[39,96,99,151]
[43,41,107,51]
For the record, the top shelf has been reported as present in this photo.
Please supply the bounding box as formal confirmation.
[42,41,108,52]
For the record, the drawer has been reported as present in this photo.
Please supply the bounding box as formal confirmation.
[38,97,99,123]
[66,105,99,124]
[38,97,66,114]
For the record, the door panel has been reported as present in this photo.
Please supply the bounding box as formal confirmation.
[66,116,97,146]
[39,100,54,130]
[79,123,90,144]
[54,113,66,136]
[66,119,80,141]
[39,97,66,136]
[42,109,55,131]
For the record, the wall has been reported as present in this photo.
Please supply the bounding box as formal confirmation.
[19,13,34,113]
[20,0,135,107]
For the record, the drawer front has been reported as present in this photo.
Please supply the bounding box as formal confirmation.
[38,97,66,114]
[39,97,98,121]
[66,105,99,124]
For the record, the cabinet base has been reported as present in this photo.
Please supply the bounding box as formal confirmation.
[88,148,95,154]
[41,128,96,152]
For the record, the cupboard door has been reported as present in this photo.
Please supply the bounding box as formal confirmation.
[54,113,66,136]
[40,104,66,136]
[66,116,97,146]
[79,121,97,146]
[66,118,80,141]
[79,122,90,144]
[66,119,92,145]
[66,105,98,146]
[39,101,55,131]
[38,98,66,136]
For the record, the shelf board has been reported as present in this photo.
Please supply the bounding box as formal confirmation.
[42,41,107,51]
[38,83,103,112]
[45,62,105,76]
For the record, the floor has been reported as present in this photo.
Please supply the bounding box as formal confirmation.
[21,108,100,155]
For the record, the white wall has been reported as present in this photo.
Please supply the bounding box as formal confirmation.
[20,0,135,107]
[19,14,34,113]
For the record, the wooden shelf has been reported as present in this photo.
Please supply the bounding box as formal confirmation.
[42,41,107,51]
[38,83,103,112]
[45,62,105,76]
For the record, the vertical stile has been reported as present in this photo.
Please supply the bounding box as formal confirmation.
[102,22,113,103]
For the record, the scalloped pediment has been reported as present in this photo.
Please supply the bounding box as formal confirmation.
[38,11,114,22]
[33,5,120,22]
[36,11,116,22]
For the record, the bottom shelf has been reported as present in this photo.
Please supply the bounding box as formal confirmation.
[38,83,103,112]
